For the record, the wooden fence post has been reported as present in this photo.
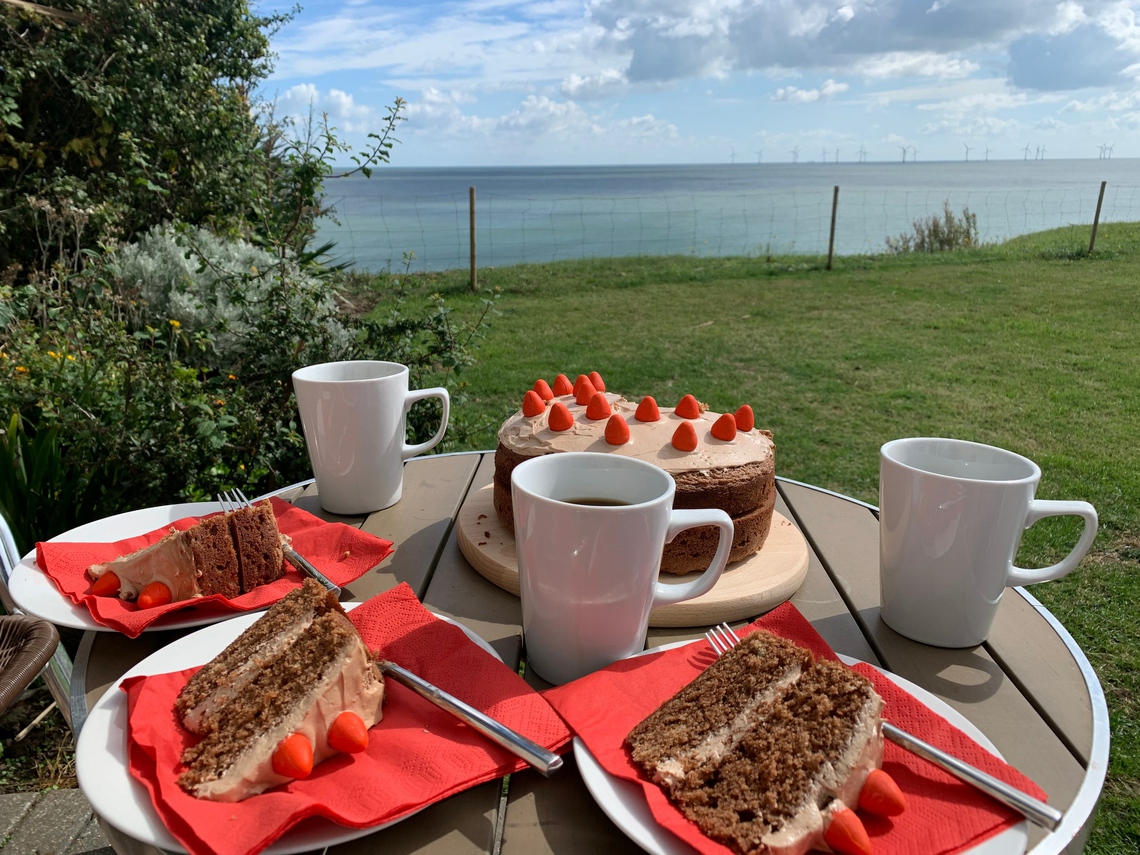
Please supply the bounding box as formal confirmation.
[826,185,839,270]
[469,186,477,292]
[1088,180,1106,256]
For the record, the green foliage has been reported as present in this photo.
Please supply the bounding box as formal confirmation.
[0,0,288,274]
[885,201,980,253]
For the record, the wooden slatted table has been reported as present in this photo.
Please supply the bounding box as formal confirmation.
[73,452,1108,855]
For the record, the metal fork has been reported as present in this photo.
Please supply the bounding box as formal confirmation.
[704,623,1063,830]
[218,489,342,597]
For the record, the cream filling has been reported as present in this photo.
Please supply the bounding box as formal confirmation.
[89,530,202,602]
[653,664,804,788]
[498,394,774,473]
[191,642,386,802]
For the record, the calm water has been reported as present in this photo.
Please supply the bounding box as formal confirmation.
[316,160,1140,273]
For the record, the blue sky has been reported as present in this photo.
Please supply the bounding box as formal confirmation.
[257,0,1140,166]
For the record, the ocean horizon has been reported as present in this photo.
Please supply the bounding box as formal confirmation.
[316,159,1140,273]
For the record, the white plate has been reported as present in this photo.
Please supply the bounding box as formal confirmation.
[75,606,501,854]
[574,648,1029,855]
[10,502,274,632]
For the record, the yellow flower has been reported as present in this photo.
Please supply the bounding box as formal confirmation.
[214,398,225,406]
[227,374,236,380]
[67,355,75,361]
[169,319,181,328]
[16,366,28,373]
[48,350,59,359]
[239,464,246,471]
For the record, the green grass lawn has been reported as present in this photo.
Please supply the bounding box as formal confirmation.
[372,220,1139,852]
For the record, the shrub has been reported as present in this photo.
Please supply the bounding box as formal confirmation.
[886,202,980,253]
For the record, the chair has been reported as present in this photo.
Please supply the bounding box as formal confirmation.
[0,508,73,728]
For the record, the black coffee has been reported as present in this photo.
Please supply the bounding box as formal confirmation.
[562,496,632,507]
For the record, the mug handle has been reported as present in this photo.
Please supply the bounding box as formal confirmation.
[651,509,734,608]
[1007,500,1098,586]
[402,387,451,459]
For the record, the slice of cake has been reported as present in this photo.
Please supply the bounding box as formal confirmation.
[627,631,885,855]
[494,373,777,575]
[176,579,386,802]
[87,500,285,603]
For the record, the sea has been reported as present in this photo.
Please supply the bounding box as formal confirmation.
[315,159,1140,274]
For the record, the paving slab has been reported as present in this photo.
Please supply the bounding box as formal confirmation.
[0,789,112,855]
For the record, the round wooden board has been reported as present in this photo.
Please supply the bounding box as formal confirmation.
[457,484,809,627]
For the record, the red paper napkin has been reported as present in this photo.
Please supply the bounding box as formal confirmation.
[543,602,1049,855]
[122,582,573,855]
[36,497,393,637]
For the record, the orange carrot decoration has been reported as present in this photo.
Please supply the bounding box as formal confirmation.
[734,404,755,432]
[272,733,314,779]
[824,808,872,855]
[858,769,907,816]
[548,402,574,431]
[552,374,574,396]
[522,390,546,417]
[573,376,596,404]
[604,414,631,445]
[711,413,737,441]
[136,581,172,609]
[328,711,370,754]
[586,392,612,420]
[672,422,698,452]
[675,394,701,419]
[88,570,121,597]
[588,371,606,392]
[635,396,661,422]
[533,378,554,401]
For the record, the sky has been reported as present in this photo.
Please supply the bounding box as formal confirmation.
[256,0,1140,166]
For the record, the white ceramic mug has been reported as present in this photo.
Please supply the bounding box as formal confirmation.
[511,452,734,685]
[879,437,1098,648]
[292,361,450,514]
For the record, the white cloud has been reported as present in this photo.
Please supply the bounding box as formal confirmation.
[561,69,628,99]
[856,52,981,80]
[773,79,849,102]
[271,84,380,134]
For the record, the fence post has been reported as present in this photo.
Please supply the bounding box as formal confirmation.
[826,185,839,270]
[469,186,477,292]
[1088,180,1106,256]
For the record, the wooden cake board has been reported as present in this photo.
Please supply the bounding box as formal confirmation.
[457,484,809,627]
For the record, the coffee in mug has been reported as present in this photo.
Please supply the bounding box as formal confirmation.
[511,452,734,685]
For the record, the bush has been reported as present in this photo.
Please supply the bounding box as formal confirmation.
[0,219,496,552]
[886,202,980,253]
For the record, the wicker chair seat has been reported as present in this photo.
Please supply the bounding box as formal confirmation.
[0,614,60,714]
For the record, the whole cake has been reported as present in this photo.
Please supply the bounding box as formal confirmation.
[87,501,285,603]
[494,372,776,574]
[176,579,386,801]
[626,631,899,855]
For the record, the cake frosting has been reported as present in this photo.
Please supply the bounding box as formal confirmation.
[494,374,777,575]
[626,631,889,855]
[176,580,386,802]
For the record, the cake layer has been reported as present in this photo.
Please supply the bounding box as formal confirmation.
[229,501,286,592]
[178,608,385,802]
[176,579,342,734]
[626,631,884,855]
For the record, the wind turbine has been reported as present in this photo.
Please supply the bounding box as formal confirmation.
[1038,146,1046,160]
[820,146,828,162]
[835,148,841,163]
[858,144,867,163]
[1107,144,1114,159]
[899,145,908,163]
[910,145,918,162]
[730,147,736,165]
[985,145,992,161]
[964,143,972,162]
[1097,144,1106,159]
[790,146,800,163]
[1023,144,1032,161]
[756,150,763,164]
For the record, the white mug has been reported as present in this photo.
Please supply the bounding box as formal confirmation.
[292,361,450,514]
[511,452,734,685]
[879,437,1097,648]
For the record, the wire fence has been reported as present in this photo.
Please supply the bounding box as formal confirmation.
[316,182,1140,274]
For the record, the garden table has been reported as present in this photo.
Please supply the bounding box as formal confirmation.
[71,451,1108,855]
